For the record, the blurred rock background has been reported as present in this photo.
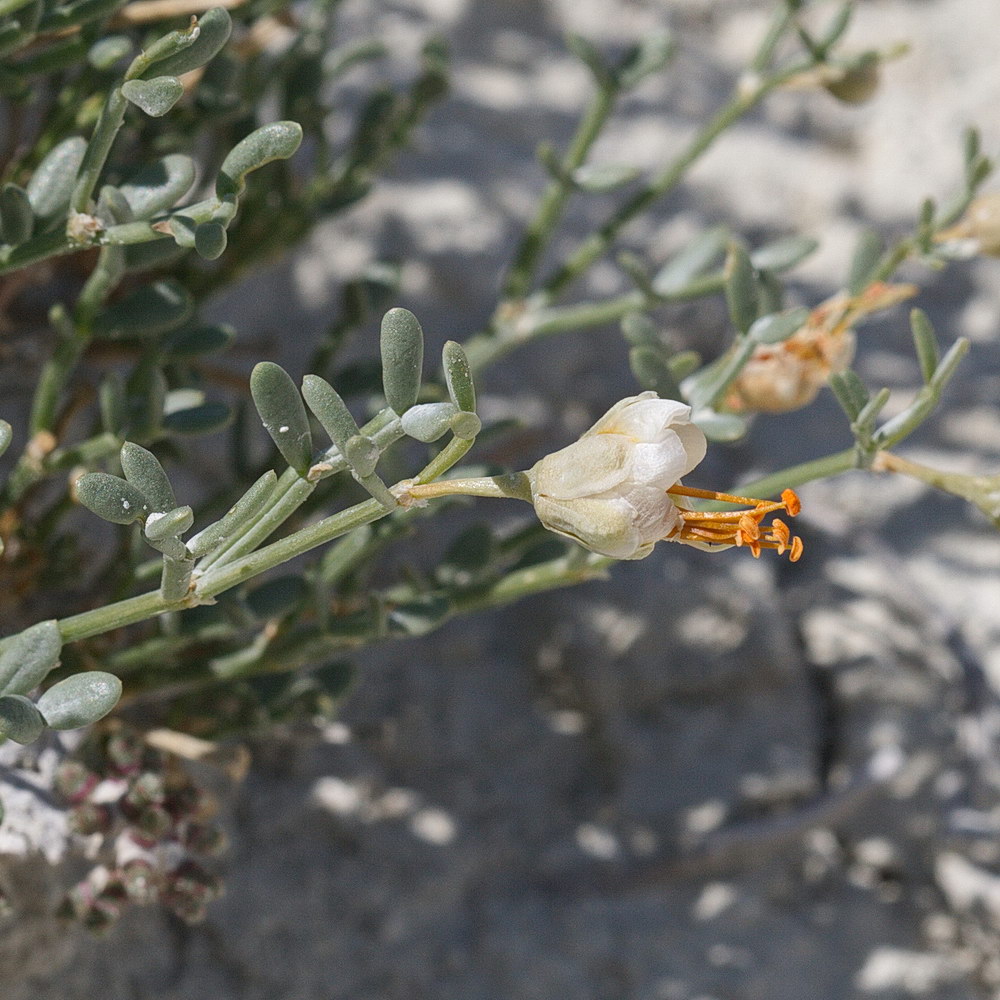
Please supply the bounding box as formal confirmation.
[5,0,1000,996]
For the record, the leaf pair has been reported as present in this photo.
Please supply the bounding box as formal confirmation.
[0,621,120,744]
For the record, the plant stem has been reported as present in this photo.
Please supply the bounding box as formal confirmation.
[71,88,128,213]
[58,590,186,645]
[539,60,810,298]
[405,471,532,502]
[503,82,619,299]
[732,446,857,501]
[49,427,478,648]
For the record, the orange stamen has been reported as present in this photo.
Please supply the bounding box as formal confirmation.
[664,484,803,561]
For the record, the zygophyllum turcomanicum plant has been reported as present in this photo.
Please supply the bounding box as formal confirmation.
[1,0,998,929]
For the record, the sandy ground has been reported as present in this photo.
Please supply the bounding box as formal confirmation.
[5,0,1000,997]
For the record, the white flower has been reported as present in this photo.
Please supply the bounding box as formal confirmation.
[399,392,802,562]
[527,393,707,560]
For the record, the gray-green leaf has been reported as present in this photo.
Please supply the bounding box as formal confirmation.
[144,505,193,542]
[380,308,424,414]
[162,323,235,359]
[194,221,227,259]
[301,374,358,452]
[161,402,232,436]
[91,279,193,339]
[188,470,276,557]
[251,362,313,474]
[651,226,728,297]
[119,154,196,218]
[0,419,12,458]
[0,183,34,246]
[442,341,475,412]
[217,121,303,198]
[748,307,810,345]
[26,136,87,219]
[0,695,45,745]
[617,30,675,89]
[122,76,184,117]
[847,230,883,296]
[400,402,457,442]
[140,7,232,79]
[724,244,758,335]
[0,620,62,696]
[36,672,122,730]
[76,472,150,524]
[120,441,176,512]
[88,35,132,70]
[750,236,819,273]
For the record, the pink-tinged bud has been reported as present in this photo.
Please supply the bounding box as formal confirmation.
[936,193,1000,256]
[727,283,916,414]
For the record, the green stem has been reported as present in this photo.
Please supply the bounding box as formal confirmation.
[455,551,612,610]
[58,590,187,644]
[71,87,128,213]
[466,272,727,374]
[504,82,619,299]
[196,411,404,572]
[539,61,810,298]
[411,435,475,486]
[195,497,390,597]
[196,470,315,572]
[732,446,857,501]
[406,471,532,502]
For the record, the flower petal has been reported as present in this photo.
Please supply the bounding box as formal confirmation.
[532,494,642,559]
[531,434,632,500]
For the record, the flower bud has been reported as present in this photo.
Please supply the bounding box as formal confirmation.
[824,60,879,105]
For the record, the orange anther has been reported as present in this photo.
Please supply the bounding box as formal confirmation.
[789,536,804,562]
[781,489,801,517]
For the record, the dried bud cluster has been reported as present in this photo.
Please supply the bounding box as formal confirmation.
[54,723,228,932]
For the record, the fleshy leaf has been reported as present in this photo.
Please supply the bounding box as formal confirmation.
[76,472,150,524]
[194,221,227,259]
[36,672,123,730]
[26,136,87,219]
[161,402,232,436]
[91,280,193,339]
[0,183,34,245]
[140,7,232,79]
[301,374,358,452]
[144,505,194,542]
[748,308,810,345]
[119,154,196,218]
[380,308,424,414]
[0,695,45,745]
[0,620,62,696]
[442,341,475,412]
[120,441,176,512]
[400,402,457,442]
[652,227,729,297]
[750,236,819,273]
[251,362,313,474]
[724,243,758,335]
[188,470,276,557]
[121,76,184,117]
[217,122,303,198]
